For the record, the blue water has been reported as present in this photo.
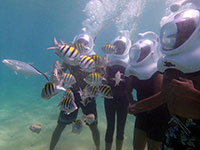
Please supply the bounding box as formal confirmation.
[0,0,176,150]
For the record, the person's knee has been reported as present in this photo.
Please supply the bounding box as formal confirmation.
[116,131,124,141]
[105,129,114,143]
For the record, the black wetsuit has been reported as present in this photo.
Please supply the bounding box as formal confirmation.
[58,64,98,126]
[104,65,130,143]
[131,72,170,141]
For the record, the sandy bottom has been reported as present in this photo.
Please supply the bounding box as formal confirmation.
[0,88,136,150]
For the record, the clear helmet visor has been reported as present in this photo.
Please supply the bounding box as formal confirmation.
[160,9,200,51]
[113,40,126,55]
[73,33,94,52]
[76,38,89,48]
[130,40,152,64]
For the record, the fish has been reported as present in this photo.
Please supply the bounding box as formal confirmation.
[62,73,76,87]
[62,88,74,100]
[51,60,63,85]
[48,38,80,66]
[41,82,59,100]
[83,85,99,98]
[112,71,124,86]
[82,114,95,125]
[59,90,77,115]
[2,59,49,81]
[79,55,95,72]
[29,124,42,134]
[89,54,103,67]
[72,120,83,134]
[84,72,105,86]
[78,88,93,106]
[73,42,89,54]
[101,43,116,54]
[79,85,98,102]
[98,84,113,99]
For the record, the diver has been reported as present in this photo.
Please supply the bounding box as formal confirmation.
[128,1,200,149]
[125,31,170,150]
[103,31,132,150]
[49,28,100,150]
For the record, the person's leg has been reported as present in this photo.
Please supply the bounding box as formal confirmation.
[116,96,129,150]
[104,99,116,150]
[133,128,147,150]
[49,109,79,150]
[147,138,162,150]
[80,97,100,150]
[89,123,100,150]
[49,123,66,150]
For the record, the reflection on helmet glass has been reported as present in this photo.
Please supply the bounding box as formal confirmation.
[161,10,199,51]
[113,41,126,55]
[174,18,196,49]
[137,45,151,63]
[76,39,89,48]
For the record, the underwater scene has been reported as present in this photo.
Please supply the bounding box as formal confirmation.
[0,0,193,150]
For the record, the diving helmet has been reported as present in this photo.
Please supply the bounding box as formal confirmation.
[72,28,96,55]
[107,31,131,67]
[125,31,162,79]
[158,0,200,73]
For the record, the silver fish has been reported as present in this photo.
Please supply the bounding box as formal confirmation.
[72,120,83,134]
[82,114,95,125]
[2,59,49,81]
[51,60,63,85]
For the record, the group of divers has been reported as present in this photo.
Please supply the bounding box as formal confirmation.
[2,0,200,150]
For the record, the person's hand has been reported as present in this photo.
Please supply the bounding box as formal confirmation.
[128,103,143,115]
[170,77,195,97]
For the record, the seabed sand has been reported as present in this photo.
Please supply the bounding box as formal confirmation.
[0,91,135,150]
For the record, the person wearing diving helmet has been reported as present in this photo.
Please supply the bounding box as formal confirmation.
[128,1,200,149]
[126,31,170,150]
[103,30,132,150]
[49,28,100,150]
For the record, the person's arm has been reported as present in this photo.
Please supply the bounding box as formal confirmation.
[126,76,137,104]
[128,72,166,115]
[128,91,166,115]
[170,77,200,104]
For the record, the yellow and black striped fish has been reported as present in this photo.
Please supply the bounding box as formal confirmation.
[79,55,95,72]
[101,43,116,54]
[72,119,83,134]
[59,94,77,114]
[90,54,103,66]
[63,88,74,100]
[84,85,99,97]
[48,38,80,65]
[62,73,76,87]
[73,42,89,54]
[41,82,58,100]
[98,84,113,99]
[84,72,104,86]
